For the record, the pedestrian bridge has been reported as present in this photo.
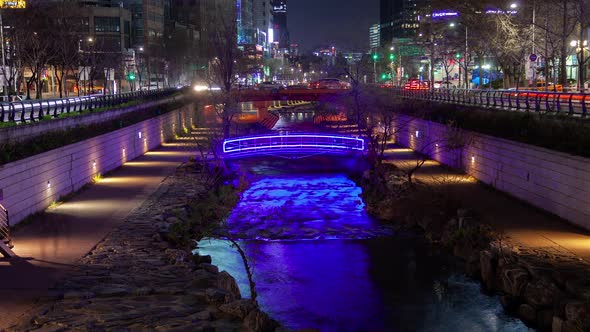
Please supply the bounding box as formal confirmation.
[221,133,365,159]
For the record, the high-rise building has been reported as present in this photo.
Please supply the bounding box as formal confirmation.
[271,0,289,49]
[380,0,428,44]
[369,24,380,49]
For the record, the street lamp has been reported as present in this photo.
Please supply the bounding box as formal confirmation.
[450,22,469,91]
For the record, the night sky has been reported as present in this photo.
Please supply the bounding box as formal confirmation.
[288,0,379,53]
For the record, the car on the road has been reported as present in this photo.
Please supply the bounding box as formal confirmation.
[256,81,285,91]
[309,78,351,89]
[404,79,429,90]
[433,81,454,89]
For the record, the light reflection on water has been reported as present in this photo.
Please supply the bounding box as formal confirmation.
[197,174,532,332]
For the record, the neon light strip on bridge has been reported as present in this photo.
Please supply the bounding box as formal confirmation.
[222,134,365,154]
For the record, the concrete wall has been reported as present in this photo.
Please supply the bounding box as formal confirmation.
[0,103,195,226]
[392,114,590,230]
[0,94,185,143]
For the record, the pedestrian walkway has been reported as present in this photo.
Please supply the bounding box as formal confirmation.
[384,146,590,262]
[0,140,196,330]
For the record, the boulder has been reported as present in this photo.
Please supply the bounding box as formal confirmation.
[465,252,481,278]
[500,295,519,313]
[517,304,537,326]
[219,299,257,319]
[565,278,590,301]
[523,277,565,308]
[552,316,563,332]
[564,301,590,322]
[205,288,232,305]
[217,271,241,300]
[536,308,553,331]
[480,250,497,291]
[243,309,280,332]
[500,265,529,297]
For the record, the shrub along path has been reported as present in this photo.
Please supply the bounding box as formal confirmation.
[0,139,196,329]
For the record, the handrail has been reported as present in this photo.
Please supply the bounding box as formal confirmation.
[0,88,182,124]
[0,203,11,249]
[392,87,590,118]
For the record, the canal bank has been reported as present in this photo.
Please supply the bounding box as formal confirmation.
[360,146,590,331]
[8,158,278,331]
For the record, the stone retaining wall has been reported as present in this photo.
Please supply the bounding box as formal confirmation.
[392,114,590,231]
[0,103,195,225]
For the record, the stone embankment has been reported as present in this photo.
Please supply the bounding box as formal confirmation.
[11,163,278,332]
[361,165,590,332]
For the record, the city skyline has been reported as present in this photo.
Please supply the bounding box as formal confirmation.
[288,0,379,52]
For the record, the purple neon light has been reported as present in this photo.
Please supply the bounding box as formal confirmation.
[222,134,365,154]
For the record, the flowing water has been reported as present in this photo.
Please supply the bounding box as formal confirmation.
[196,110,532,331]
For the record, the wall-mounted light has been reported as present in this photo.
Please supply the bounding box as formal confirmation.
[471,156,475,163]
[93,160,96,168]
[47,181,51,188]
[138,131,142,139]
[415,130,420,138]
[435,143,439,148]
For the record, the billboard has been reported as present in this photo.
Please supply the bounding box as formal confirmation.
[0,0,26,8]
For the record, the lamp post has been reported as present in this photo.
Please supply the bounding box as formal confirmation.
[372,51,378,83]
[450,22,469,91]
[389,46,395,86]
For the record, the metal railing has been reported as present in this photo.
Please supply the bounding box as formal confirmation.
[222,133,365,158]
[393,88,590,117]
[0,203,11,249]
[0,88,180,124]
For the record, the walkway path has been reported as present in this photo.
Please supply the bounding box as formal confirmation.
[0,140,195,329]
[384,146,590,262]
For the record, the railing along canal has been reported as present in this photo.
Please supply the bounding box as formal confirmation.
[393,88,590,117]
[0,203,11,248]
[0,88,180,124]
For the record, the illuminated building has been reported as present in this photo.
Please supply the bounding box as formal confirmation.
[380,0,429,44]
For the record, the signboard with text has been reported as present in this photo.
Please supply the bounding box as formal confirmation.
[0,0,26,8]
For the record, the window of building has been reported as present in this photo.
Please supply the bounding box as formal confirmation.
[96,35,121,52]
[95,16,120,32]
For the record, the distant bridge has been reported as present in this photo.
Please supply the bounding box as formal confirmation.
[235,88,349,102]
[221,133,365,159]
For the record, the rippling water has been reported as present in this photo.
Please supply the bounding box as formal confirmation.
[197,163,532,331]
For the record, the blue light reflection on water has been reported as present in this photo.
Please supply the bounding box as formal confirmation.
[224,175,392,241]
[196,174,532,332]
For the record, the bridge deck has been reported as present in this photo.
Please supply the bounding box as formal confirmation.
[222,134,365,159]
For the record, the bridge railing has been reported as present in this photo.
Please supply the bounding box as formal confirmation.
[393,87,589,117]
[0,88,180,124]
[222,134,365,157]
[0,203,11,249]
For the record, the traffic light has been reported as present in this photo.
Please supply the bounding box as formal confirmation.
[381,73,388,80]
[372,53,378,60]
[389,53,395,61]
[127,72,136,81]
[455,53,461,59]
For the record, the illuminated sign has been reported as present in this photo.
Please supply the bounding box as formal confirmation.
[432,11,458,18]
[485,9,517,14]
[0,0,26,8]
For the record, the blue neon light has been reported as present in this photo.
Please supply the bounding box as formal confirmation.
[222,134,365,154]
